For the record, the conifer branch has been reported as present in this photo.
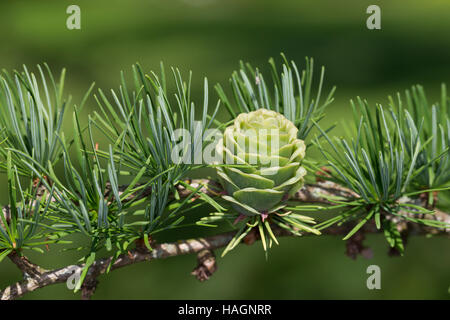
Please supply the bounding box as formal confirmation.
[0,59,449,301]
[1,180,448,300]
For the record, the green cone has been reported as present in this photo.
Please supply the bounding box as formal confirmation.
[216,109,307,216]
[201,109,321,256]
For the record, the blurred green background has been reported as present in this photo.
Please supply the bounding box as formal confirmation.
[0,0,449,299]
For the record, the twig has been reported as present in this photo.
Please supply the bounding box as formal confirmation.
[7,251,48,277]
[1,180,449,300]
[191,249,217,281]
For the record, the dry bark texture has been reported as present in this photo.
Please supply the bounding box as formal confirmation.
[1,180,449,300]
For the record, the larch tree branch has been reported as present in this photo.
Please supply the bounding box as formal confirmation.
[1,180,449,300]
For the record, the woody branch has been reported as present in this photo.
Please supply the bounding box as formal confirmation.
[1,180,449,300]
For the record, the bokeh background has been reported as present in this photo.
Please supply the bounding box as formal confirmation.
[0,0,449,299]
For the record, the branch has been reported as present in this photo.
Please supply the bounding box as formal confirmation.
[7,251,48,277]
[1,180,448,300]
[0,229,238,300]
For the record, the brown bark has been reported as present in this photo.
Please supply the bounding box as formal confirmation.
[1,180,448,300]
